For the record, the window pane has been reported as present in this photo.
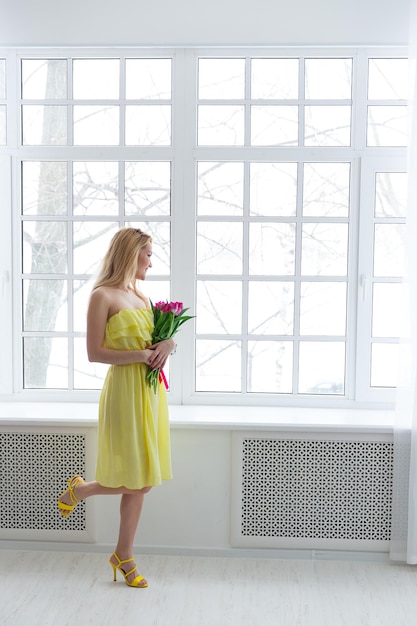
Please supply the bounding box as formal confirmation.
[74,337,107,390]
[250,163,297,217]
[371,343,398,387]
[197,222,243,275]
[23,337,68,389]
[0,59,5,98]
[301,223,348,276]
[247,340,293,393]
[73,278,94,332]
[374,224,405,277]
[73,221,118,275]
[305,106,351,146]
[303,163,350,217]
[23,221,67,274]
[298,342,345,394]
[196,340,241,392]
[249,223,296,275]
[22,105,67,145]
[21,59,67,99]
[372,283,403,337]
[367,106,408,147]
[197,162,244,216]
[248,281,294,334]
[251,105,298,146]
[126,58,171,99]
[198,105,244,146]
[196,281,242,333]
[73,162,119,216]
[198,59,245,99]
[22,161,67,216]
[23,279,67,331]
[305,59,352,100]
[125,105,171,145]
[368,59,408,100]
[375,172,407,218]
[300,282,346,335]
[73,59,119,99]
[74,105,119,145]
[143,280,171,305]
[125,161,171,216]
[251,58,299,99]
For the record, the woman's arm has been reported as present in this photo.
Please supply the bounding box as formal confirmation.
[86,289,153,365]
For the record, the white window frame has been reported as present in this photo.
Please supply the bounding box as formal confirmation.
[0,46,408,408]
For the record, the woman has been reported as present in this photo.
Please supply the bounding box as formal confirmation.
[58,227,175,588]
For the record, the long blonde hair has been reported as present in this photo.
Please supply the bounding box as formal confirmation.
[93,227,152,294]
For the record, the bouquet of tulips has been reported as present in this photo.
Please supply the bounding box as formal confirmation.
[146,300,194,393]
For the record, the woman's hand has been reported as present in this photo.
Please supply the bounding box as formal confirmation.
[141,348,155,366]
[147,338,175,370]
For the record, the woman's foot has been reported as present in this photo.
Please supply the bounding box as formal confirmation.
[58,475,84,517]
[109,552,148,588]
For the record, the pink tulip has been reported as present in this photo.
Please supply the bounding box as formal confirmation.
[155,300,183,315]
[172,301,184,315]
[147,299,194,393]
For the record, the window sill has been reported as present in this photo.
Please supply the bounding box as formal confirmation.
[0,401,394,434]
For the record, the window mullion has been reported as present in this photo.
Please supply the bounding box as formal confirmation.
[171,48,196,403]
[242,160,250,393]
[352,50,368,152]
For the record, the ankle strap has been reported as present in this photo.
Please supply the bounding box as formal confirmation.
[113,552,134,567]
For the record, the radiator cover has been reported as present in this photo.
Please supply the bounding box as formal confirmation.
[0,431,87,538]
[231,432,393,551]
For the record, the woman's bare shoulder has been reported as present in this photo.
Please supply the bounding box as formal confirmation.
[90,285,144,318]
[90,285,113,300]
[89,286,115,308]
[89,286,125,315]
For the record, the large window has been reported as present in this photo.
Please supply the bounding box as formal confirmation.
[0,48,408,405]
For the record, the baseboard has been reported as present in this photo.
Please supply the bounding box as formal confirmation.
[0,539,391,563]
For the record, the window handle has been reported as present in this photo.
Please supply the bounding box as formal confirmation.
[1,270,9,297]
[360,274,368,301]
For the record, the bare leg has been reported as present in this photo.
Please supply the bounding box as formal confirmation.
[115,492,147,555]
[58,480,151,586]
[109,492,150,585]
[59,479,149,504]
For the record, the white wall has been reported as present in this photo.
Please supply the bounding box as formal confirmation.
[93,429,233,551]
[0,0,410,47]
[0,0,406,558]
[0,418,394,555]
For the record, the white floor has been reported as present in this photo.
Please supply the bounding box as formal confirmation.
[1,550,417,626]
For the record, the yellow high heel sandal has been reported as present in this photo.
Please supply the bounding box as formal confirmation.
[109,552,148,588]
[57,475,84,518]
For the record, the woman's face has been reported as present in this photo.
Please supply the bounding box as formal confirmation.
[135,242,153,280]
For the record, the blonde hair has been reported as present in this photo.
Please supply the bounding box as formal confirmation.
[93,227,152,295]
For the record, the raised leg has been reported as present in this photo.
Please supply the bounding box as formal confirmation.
[59,479,150,503]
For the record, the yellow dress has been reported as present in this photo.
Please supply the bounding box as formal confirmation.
[95,308,173,489]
